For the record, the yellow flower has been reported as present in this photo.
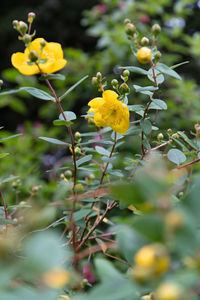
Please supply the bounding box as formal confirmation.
[11,38,67,75]
[137,47,152,64]
[87,90,129,134]
[134,243,170,275]
[42,267,69,289]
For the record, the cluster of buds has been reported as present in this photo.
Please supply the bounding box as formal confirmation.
[111,69,130,97]
[124,19,136,40]
[91,72,107,92]
[12,12,36,46]
[75,131,82,144]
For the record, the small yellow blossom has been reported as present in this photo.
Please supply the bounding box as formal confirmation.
[137,47,152,64]
[42,267,69,289]
[134,243,170,275]
[11,38,67,75]
[87,90,129,134]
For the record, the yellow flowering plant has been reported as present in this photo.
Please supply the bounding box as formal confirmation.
[1,8,200,300]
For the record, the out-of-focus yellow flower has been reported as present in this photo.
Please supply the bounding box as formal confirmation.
[11,38,67,75]
[42,267,69,289]
[87,90,129,134]
[58,295,70,300]
[155,282,182,300]
[137,47,152,64]
[134,243,170,275]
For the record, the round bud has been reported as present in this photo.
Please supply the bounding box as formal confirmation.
[167,128,172,135]
[12,20,19,29]
[28,50,39,62]
[172,133,179,139]
[40,39,46,48]
[75,131,81,139]
[119,83,130,94]
[87,173,95,182]
[155,282,182,300]
[165,210,185,230]
[194,123,200,132]
[151,24,161,37]
[22,34,32,45]
[178,191,183,197]
[123,69,130,77]
[0,80,3,89]
[75,147,81,155]
[28,12,36,23]
[64,170,72,179]
[125,23,136,36]
[141,37,149,46]
[60,173,65,179]
[154,51,162,61]
[157,133,164,140]
[137,47,152,64]
[91,77,98,86]
[75,183,84,192]
[111,79,119,88]
[18,21,28,34]
[124,18,131,24]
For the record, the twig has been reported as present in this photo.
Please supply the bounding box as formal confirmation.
[0,185,8,233]
[75,242,117,261]
[177,158,200,169]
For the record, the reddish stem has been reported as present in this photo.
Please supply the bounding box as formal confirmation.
[0,186,8,233]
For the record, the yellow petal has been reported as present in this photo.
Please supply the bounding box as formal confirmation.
[102,90,118,102]
[39,58,67,74]
[94,111,107,127]
[42,267,69,289]
[111,104,129,134]
[11,52,40,75]
[88,97,104,109]
[47,42,65,60]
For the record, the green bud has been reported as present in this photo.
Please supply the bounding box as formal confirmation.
[178,191,184,198]
[91,77,98,86]
[0,80,3,89]
[64,170,72,179]
[75,131,81,139]
[119,83,130,94]
[154,51,162,61]
[141,37,149,46]
[194,123,200,132]
[167,128,172,135]
[22,34,32,45]
[111,79,119,88]
[123,69,130,77]
[28,50,39,62]
[124,18,131,24]
[40,39,46,48]
[151,24,161,37]
[75,147,81,155]
[157,133,164,140]
[172,133,179,139]
[125,23,136,36]
[28,12,36,23]
[60,173,65,179]
[96,72,102,81]
[75,183,84,192]
[12,20,19,29]
[18,21,28,34]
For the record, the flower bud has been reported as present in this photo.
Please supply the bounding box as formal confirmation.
[91,77,98,86]
[124,18,131,24]
[18,21,28,34]
[123,69,130,77]
[151,24,161,37]
[137,47,152,64]
[28,12,36,23]
[28,50,39,62]
[12,20,19,29]
[96,72,102,81]
[119,83,130,94]
[64,170,72,179]
[141,37,149,46]
[74,147,81,155]
[154,51,162,63]
[172,133,179,139]
[75,131,81,139]
[111,79,119,89]
[165,210,185,230]
[0,80,3,89]
[167,128,172,135]
[22,34,32,45]
[157,133,164,140]
[40,39,46,48]
[125,23,136,36]
[155,282,182,300]
[75,183,84,192]
[194,123,200,132]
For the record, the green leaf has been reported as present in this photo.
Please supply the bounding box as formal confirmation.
[133,85,154,96]
[149,99,167,110]
[133,85,158,92]
[76,155,92,167]
[119,66,147,75]
[0,134,21,142]
[73,209,91,222]
[59,111,76,121]
[167,149,186,165]
[95,258,123,281]
[0,176,19,184]
[128,104,145,112]
[148,68,164,85]
[140,119,152,135]
[39,137,68,145]
[40,73,65,81]
[95,146,110,157]
[0,87,54,101]
[156,63,181,80]
[59,75,88,101]
[171,61,189,70]
[53,120,73,126]
[0,153,9,159]
[177,131,199,151]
